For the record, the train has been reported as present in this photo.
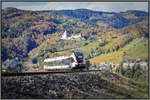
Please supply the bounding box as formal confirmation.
[43,50,89,71]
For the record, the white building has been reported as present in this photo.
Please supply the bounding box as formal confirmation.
[140,62,147,66]
[70,34,82,40]
[60,30,87,41]
[61,31,70,40]
[61,30,84,40]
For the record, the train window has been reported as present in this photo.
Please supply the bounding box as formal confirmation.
[48,62,53,66]
[47,60,61,66]
[62,59,66,65]
[46,57,75,66]
[70,57,75,63]
[74,51,83,57]
[62,58,70,65]
[74,51,83,63]
[55,60,59,66]
[61,58,74,65]
[44,62,47,65]
[53,60,61,66]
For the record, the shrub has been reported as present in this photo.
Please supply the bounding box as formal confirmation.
[32,58,37,64]
[84,42,88,46]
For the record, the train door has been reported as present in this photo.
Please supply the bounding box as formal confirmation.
[47,62,48,70]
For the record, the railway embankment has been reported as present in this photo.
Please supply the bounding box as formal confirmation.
[1,71,147,99]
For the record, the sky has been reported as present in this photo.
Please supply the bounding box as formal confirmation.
[2,2,148,12]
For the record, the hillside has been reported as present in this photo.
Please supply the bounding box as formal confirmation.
[2,71,148,99]
[90,38,148,63]
[2,7,148,66]
[45,9,148,29]
[89,21,148,64]
[1,7,149,99]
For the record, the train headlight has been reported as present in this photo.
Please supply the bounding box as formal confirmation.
[72,62,77,68]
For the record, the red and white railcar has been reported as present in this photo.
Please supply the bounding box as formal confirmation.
[43,50,88,71]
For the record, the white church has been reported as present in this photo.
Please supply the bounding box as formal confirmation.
[61,31,85,40]
[61,31,70,40]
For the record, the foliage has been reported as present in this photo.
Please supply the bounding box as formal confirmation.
[116,64,148,82]
[32,58,38,64]
[1,7,148,64]
[90,36,148,64]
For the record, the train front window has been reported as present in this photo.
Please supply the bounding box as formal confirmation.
[74,51,83,63]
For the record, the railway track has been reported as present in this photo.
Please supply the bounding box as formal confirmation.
[1,70,101,77]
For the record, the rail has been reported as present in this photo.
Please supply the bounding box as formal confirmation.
[1,70,101,77]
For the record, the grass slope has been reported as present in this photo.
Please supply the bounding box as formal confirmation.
[90,38,148,64]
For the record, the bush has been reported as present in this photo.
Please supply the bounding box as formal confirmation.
[120,64,147,82]
[124,69,133,78]
[99,41,108,47]
[32,58,37,64]
[84,42,88,46]
[51,48,57,53]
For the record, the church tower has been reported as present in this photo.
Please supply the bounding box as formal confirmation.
[61,31,68,40]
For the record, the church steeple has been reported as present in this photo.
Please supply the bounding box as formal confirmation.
[61,30,68,40]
